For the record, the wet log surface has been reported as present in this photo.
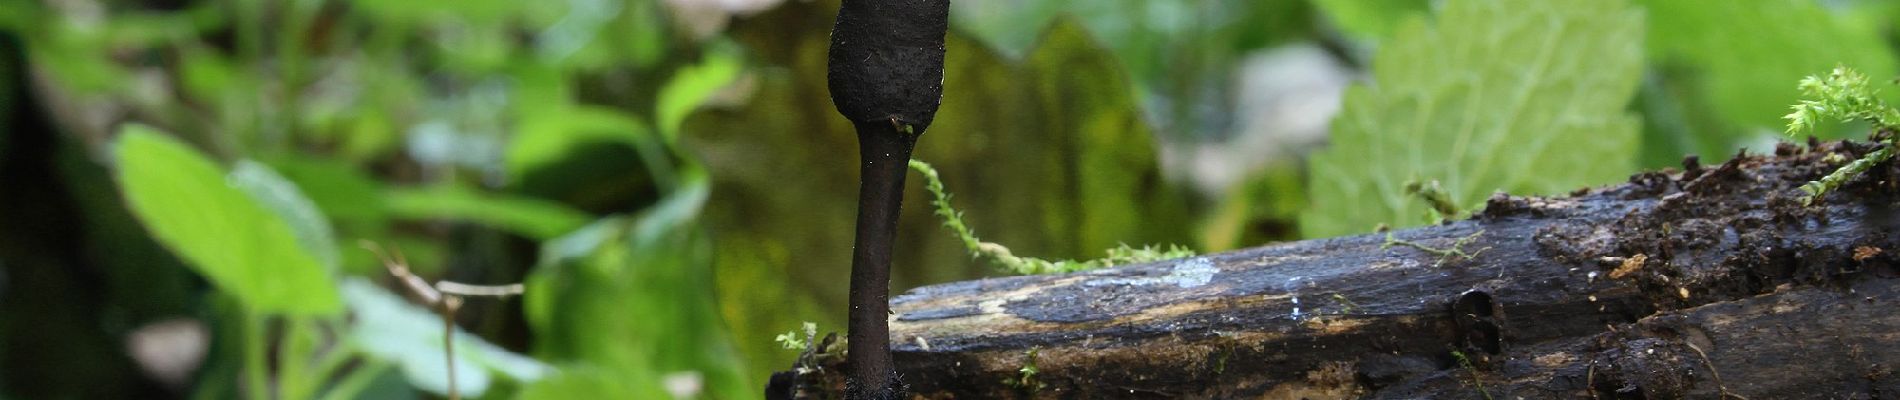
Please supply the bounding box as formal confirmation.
[769,140,1900,399]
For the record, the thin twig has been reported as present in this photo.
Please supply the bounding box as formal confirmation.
[442,295,462,400]
[1684,342,1748,400]
[360,240,522,400]
[361,241,439,304]
[436,281,525,297]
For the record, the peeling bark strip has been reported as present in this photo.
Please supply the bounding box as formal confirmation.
[776,140,1900,399]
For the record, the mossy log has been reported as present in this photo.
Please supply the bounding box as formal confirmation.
[769,140,1900,399]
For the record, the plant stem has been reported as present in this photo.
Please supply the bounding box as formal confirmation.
[443,296,462,400]
[305,344,352,397]
[318,361,392,400]
[245,310,271,400]
[278,317,313,400]
[1802,142,1894,204]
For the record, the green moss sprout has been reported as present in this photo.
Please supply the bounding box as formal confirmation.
[909,160,1194,275]
[1785,66,1900,204]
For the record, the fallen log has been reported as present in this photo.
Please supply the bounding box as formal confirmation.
[768,140,1900,399]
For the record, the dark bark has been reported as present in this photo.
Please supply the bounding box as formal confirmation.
[775,140,1900,399]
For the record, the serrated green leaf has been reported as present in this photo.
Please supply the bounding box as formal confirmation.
[1302,0,1644,238]
[114,126,342,315]
[340,278,550,397]
[1638,0,1897,156]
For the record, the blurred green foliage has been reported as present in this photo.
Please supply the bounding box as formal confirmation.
[1637,0,1898,166]
[1311,0,1431,42]
[950,0,1329,141]
[691,8,1193,382]
[1303,0,1644,238]
[117,127,343,315]
[5,0,1900,398]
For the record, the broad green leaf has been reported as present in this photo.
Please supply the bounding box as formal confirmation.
[341,278,550,397]
[384,184,592,240]
[1301,0,1644,238]
[114,126,341,314]
[1638,0,1897,158]
[230,161,339,271]
[523,178,749,399]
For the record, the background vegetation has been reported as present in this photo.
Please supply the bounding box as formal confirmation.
[0,0,1897,398]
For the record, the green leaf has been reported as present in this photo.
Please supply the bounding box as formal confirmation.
[1301,0,1645,238]
[230,161,340,271]
[383,184,592,240]
[340,278,550,397]
[114,126,342,315]
[1638,0,1896,152]
[655,46,742,140]
[506,105,651,180]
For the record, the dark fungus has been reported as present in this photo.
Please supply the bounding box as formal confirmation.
[827,1,950,400]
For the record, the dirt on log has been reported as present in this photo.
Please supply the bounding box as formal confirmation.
[767,139,1900,399]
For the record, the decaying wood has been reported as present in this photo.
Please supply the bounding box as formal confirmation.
[768,140,1900,399]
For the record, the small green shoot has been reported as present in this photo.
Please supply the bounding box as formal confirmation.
[775,322,817,351]
[1330,293,1360,314]
[910,159,1194,275]
[1381,230,1489,267]
[1404,179,1462,222]
[1450,350,1493,400]
[1004,347,1045,393]
[1785,66,1900,205]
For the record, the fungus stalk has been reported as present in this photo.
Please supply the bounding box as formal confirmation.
[826,0,950,399]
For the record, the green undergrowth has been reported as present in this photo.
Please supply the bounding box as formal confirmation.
[910,159,1194,275]
[1786,66,1900,204]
